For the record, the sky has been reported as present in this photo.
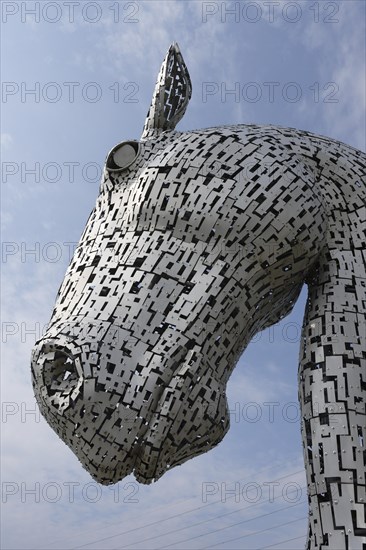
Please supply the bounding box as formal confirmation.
[1,1,365,549]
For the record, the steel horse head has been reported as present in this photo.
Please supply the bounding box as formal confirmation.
[31,43,365,549]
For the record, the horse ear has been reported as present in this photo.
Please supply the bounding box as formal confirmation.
[141,42,192,138]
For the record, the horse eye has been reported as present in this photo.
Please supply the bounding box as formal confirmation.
[106,141,139,172]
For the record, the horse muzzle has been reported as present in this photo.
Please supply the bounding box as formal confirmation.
[31,327,229,485]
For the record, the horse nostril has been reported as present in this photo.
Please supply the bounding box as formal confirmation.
[39,344,80,393]
[53,352,76,381]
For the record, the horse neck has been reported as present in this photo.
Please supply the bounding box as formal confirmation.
[297,135,366,548]
[302,134,365,364]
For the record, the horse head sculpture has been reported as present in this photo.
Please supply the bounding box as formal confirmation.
[31,43,365,548]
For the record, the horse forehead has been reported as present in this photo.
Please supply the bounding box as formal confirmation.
[151,128,241,156]
[115,128,313,215]
[142,126,313,174]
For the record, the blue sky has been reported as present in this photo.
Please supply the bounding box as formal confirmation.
[1,1,365,549]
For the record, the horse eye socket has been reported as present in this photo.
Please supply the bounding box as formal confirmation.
[106,141,139,172]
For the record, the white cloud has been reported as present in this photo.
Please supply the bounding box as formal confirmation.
[0,210,13,232]
[1,133,13,149]
[298,1,365,149]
